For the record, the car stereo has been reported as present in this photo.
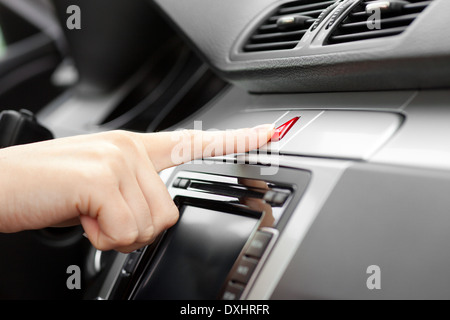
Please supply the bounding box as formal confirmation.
[108,163,310,300]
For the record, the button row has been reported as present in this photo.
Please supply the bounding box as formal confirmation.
[221,231,273,300]
[172,178,190,189]
[263,190,289,206]
[173,178,289,206]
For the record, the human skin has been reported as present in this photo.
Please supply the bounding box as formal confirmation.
[0,125,274,253]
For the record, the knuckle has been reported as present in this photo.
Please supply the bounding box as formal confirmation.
[90,235,115,252]
[93,143,128,175]
[116,228,139,248]
[139,225,156,244]
[104,131,146,166]
[109,130,140,153]
[109,130,133,144]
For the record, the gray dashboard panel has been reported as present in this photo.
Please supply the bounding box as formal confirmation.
[271,162,450,300]
[372,90,450,171]
[171,86,414,131]
[152,0,450,93]
[168,86,412,160]
[280,110,403,160]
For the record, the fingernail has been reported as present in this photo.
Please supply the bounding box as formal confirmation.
[82,232,88,239]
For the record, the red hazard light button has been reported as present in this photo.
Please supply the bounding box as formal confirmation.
[270,117,300,142]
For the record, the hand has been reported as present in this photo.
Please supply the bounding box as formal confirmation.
[0,125,274,253]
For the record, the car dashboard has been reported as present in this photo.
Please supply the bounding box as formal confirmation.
[0,0,450,301]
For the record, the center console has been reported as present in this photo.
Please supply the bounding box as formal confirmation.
[104,163,310,300]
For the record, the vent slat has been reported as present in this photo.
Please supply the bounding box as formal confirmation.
[278,0,336,15]
[330,26,408,43]
[269,9,326,22]
[259,24,279,33]
[403,1,433,11]
[340,13,420,30]
[244,41,300,52]
[327,0,434,45]
[251,30,308,43]
[243,0,338,52]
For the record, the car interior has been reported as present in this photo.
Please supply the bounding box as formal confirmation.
[0,0,449,300]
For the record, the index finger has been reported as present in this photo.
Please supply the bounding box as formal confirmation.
[142,124,275,172]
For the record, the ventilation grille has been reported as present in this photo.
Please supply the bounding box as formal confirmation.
[243,0,338,52]
[327,0,434,45]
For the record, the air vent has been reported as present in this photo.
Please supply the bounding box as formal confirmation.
[243,0,338,52]
[327,0,434,45]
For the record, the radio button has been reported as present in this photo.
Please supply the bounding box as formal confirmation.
[246,231,273,259]
[172,178,181,188]
[221,282,245,300]
[272,192,289,206]
[173,178,190,189]
[123,251,141,275]
[178,179,190,189]
[263,190,276,202]
[231,257,258,284]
